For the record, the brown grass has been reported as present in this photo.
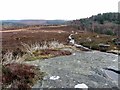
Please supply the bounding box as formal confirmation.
[2,63,45,89]
[2,25,78,51]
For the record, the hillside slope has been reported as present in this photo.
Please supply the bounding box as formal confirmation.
[68,12,119,35]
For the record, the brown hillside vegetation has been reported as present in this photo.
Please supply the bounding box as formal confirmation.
[2,25,79,51]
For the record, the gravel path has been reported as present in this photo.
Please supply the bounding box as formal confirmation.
[24,48,119,89]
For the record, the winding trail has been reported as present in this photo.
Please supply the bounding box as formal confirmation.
[69,34,91,51]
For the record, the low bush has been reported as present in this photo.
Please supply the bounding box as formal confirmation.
[2,63,44,89]
[21,41,65,55]
[21,41,71,61]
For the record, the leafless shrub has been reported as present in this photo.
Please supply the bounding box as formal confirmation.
[2,41,65,64]
[21,41,65,55]
[48,41,64,49]
[2,51,25,65]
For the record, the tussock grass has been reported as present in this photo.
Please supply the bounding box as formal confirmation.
[21,41,65,61]
[2,41,66,63]
[21,41,64,55]
[2,51,25,65]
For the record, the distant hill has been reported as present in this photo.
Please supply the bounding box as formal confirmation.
[46,20,66,25]
[68,12,120,35]
[2,20,66,25]
[2,20,66,30]
[2,21,28,30]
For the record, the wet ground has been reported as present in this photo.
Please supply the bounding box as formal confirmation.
[24,47,119,89]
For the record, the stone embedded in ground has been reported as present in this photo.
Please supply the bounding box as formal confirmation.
[112,59,117,62]
[72,53,76,55]
[50,76,60,80]
[74,83,88,89]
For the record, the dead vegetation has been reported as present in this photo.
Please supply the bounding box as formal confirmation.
[2,63,44,89]
[1,40,72,89]
[21,41,71,61]
[1,48,45,89]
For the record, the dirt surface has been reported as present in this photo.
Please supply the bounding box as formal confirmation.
[24,47,119,89]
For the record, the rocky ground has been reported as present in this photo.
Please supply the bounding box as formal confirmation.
[2,24,119,89]
[24,47,119,89]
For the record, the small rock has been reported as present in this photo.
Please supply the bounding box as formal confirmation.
[96,35,99,38]
[87,37,92,42]
[69,39,75,44]
[33,64,38,67]
[50,76,60,80]
[75,32,78,34]
[105,83,108,86]
[112,59,117,62]
[72,31,74,33]
[74,83,88,89]
[72,53,76,55]
[58,31,61,33]
[114,47,117,49]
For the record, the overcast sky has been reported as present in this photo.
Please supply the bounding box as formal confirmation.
[0,0,119,20]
